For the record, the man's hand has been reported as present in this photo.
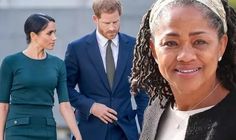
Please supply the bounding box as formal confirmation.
[90,103,118,124]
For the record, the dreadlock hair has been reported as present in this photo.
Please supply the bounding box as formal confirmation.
[130,9,173,107]
[130,0,236,107]
[218,0,236,91]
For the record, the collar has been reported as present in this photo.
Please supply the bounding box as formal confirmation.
[96,29,119,47]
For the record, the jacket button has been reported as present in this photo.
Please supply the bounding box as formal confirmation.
[14,120,17,124]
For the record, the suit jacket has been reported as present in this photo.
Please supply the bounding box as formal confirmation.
[65,30,148,140]
[140,91,236,140]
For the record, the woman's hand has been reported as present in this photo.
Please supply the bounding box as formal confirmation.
[0,103,9,140]
[59,102,82,140]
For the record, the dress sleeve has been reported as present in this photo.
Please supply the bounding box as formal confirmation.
[0,58,13,103]
[56,62,69,103]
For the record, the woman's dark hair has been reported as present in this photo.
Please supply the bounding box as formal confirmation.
[130,0,236,107]
[24,13,55,44]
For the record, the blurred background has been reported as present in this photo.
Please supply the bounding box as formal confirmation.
[0,0,235,140]
[0,0,155,139]
[229,0,236,9]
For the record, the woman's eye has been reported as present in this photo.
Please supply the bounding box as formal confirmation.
[47,32,52,35]
[47,31,55,36]
[194,40,207,46]
[163,41,178,47]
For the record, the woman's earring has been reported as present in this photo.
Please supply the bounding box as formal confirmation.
[218,56,222,62]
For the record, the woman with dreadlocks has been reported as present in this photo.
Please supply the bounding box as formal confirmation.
[130,0,236,139]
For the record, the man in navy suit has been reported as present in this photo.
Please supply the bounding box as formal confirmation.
[64,0,148,139]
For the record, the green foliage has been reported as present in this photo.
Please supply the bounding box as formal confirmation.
[229,0,236,9]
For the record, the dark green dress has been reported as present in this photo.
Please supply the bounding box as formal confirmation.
[0,52,69,140]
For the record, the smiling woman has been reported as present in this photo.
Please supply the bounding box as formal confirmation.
[130,0,236,140]
[149,4,227,101]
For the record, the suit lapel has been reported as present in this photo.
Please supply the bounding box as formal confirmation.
[112,34,132,92]
[140,98,168,140]
[86,31,110,91]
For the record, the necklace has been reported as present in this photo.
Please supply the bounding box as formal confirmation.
[173,82,221,129]
[175,82,221,111]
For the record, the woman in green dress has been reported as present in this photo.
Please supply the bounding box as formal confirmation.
[0,13,82,140]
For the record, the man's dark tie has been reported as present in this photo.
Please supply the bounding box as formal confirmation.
[106,40,115,88]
